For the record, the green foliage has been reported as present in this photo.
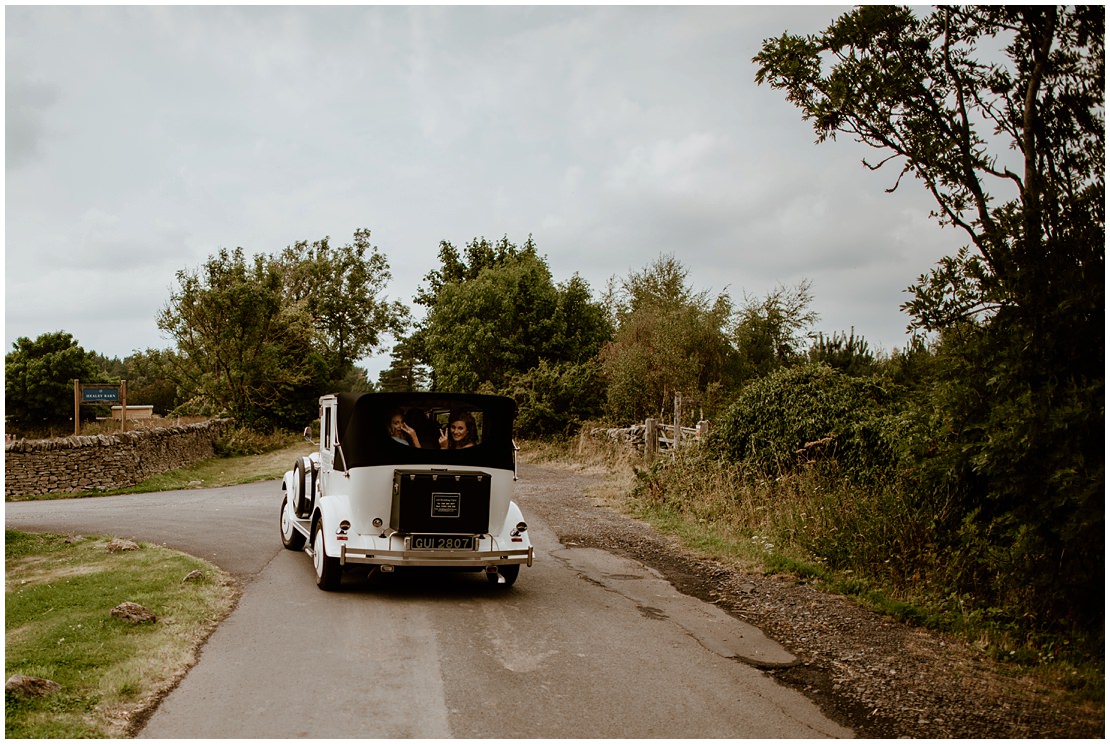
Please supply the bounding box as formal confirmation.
[277,228,409,371]
[601,254,737,422]
[377,336,430,392]
[115,351,180,414]
[711,363,895,483]
[756,4,1104,648]
[156,230,404,430]
[211,425,303,458]
[5,332,99,431]
[900,323,1105,637]
[157,247,317,429]
[502,359,606,438]
[733,281,818,380]
[808,328,875,377]
[416,236,611,393]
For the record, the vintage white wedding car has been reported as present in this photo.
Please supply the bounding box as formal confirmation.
[279,392,533,590]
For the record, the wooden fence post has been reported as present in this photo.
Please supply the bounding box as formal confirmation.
[673,392,683,451]
[644,417,658,462]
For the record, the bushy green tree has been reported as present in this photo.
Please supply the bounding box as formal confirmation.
[732,281,819,381]
[278,228,408,372]
[601,254,737,422]
[157,231,405,430]
[5,332,98,431]
[377,337,430,393]
[416,236,611,393]
[158,247,317,428]
[807,328,876,377]
[756,5,1104,639]
[118,350,180,415]
[503,359,606,438]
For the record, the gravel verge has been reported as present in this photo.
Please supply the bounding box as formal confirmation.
[517,461,1104,739]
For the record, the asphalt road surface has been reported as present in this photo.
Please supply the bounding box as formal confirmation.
[6,469,852,738]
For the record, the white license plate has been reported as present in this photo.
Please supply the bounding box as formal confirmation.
[411,535,476,550]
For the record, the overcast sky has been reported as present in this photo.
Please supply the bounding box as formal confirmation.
[6,5,963,377]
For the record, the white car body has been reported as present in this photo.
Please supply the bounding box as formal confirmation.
[279,392,533,590]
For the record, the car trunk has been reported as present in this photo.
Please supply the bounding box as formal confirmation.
[391,469,492,534]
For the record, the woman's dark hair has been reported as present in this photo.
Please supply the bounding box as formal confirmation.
[446,410,479,448]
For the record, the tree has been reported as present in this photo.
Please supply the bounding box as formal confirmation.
[755,6,1103,340]
[278,229,409,372]
[732,281,819,381]
[755,6,1104,637]
[415,236,611,392]
[119,350,181,415]
[601,255,737,422]
[158,247,317,429]
[157,231,407,429]
[5,331,98,432]
[503,359,607,438]
[378,337,431,393]
[807,328,876,377]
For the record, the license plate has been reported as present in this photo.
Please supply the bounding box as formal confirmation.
[411,535,476,551]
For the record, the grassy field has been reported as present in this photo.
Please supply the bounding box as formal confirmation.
[5,531,236,738]
[4,434,310,737]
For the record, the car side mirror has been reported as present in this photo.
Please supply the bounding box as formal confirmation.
[303,426,315,445]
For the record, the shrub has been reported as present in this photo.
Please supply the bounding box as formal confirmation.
[710,363,897,483]
[212,426,301,457]
[502,359,606,438]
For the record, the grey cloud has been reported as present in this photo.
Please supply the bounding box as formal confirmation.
[6,77,59,170]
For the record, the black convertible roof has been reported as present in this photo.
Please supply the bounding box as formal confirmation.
[333,392,517,471]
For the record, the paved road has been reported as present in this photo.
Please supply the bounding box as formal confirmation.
[6,470,852,738]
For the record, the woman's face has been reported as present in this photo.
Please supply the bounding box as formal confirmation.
[390,415,404,435]
[449,420,468,442]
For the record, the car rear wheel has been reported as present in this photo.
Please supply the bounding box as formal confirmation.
[313,520,341,591]
[486,563,519,587]
[280,495,306,551]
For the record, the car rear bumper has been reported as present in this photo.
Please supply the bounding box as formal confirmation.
[340,543,534,568]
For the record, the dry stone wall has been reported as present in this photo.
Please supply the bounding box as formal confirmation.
[4,419,234,498]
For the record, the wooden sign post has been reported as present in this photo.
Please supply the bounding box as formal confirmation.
[73,380,127,436]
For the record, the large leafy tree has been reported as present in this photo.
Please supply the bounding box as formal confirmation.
[278,228,409,372]
[756,6,1104,634]
[5,331,98,432]
[732,281,819,381]
[158,231,406,429]
[601,255,737,422]
[415,236,611,393]
[377,336,431,393]
[158,247,317,428]
[756,6,1103,337]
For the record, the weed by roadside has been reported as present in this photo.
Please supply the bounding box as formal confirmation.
[5,530,237,738]
[558,432,1104,705]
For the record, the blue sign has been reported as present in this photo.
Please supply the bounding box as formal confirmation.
[82,386,121,403]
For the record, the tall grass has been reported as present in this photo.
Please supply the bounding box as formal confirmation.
[569,433,1102,698]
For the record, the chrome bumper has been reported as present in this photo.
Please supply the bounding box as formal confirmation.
[340,543,534,568]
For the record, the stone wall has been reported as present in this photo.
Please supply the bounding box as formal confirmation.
[4,419,234,498]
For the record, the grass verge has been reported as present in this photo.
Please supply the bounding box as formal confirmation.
[545,432,1104,705]
[5,530,237,738]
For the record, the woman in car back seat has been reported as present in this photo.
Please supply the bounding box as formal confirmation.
[439,410,479,449]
